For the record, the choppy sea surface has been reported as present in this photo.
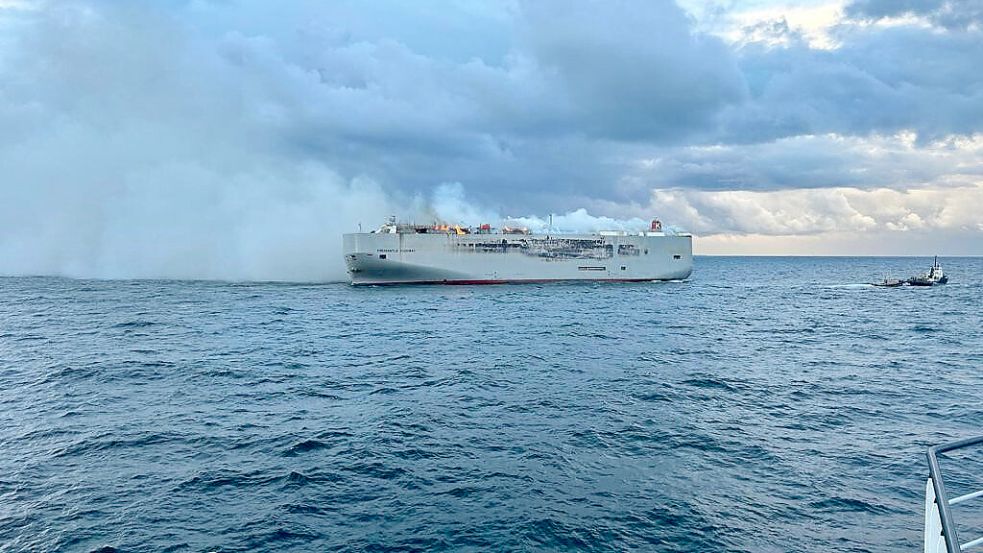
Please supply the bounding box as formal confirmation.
[2,256,982,552]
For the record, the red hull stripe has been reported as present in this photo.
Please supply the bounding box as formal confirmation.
[353,278,673,286]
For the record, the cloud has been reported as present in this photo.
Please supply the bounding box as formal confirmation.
[845,0,983,30]
[695,227,983,255]
[622,132,983,192]
[692,1,847,50]
[1,0,982,279]
[646,183,983,235]
[699,0,983,145]
[518,0,746,141]
[723,30,983,143]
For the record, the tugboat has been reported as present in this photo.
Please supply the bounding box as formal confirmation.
[908,257,948,286]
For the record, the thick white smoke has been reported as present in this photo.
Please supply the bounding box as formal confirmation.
[427,183,663,234]
[0,4,649,282]
[0,3,402,281]
[503,211,652,234]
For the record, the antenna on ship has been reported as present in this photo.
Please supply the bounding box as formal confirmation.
[549,214,553,233]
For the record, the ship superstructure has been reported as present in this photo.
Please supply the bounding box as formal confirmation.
[908,256,948,286]
[343,218,693,285]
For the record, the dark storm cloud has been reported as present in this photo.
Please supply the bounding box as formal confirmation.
[519,0,747,141]
[1,0,983,275]
[169,0,752,203]
[623,134,983,194]
[7,0,977,201]
[189,0,983,197]
[721,21,983,144]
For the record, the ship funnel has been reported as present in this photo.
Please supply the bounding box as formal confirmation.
[651,219,662,232]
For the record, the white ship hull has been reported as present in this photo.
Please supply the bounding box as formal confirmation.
[343,231,692,285]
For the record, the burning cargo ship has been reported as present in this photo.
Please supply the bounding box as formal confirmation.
[343,217,693,285]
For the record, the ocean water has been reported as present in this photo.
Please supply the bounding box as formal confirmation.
[1,256,982,552]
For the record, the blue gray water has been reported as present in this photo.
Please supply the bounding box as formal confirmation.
[2,256,982,552]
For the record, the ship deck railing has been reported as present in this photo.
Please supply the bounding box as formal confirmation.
[926,436,983,553]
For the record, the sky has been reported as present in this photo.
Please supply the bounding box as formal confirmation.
[0,0,981,280]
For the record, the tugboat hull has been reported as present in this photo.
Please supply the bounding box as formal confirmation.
[907,257,948,286]
[872,257,948,287]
